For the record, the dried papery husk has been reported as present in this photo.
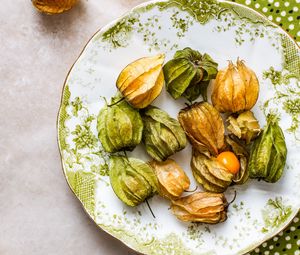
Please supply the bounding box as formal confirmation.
[149,159,190,200]
[170,192,228,223]
[191,150,233,193]
[227,111,261,144]
[211,59,259,113]
[32,0,77,14]
[178,102,224,157]
[225,136,249,185]
[116,54,165,109]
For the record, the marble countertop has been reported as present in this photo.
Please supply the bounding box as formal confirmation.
[0,1,144,254]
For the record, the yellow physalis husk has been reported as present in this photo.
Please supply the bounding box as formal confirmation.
[32,0,77,14]
[227,111,261,144]
[116,54,165,109]
[191,149,233,193]
[211,59,259,113]
[170,192,228,223]
[178,102,225,157]
[149,159,190,200]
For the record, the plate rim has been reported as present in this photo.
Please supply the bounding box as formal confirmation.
[57,0,300,254]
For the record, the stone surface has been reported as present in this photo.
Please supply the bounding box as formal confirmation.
[0,0,144,254]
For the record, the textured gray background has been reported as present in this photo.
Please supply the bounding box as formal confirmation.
[0,0,145,254]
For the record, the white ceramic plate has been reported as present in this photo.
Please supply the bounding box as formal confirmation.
[57,1,300,254]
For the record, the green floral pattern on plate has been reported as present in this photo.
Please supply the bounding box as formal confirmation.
[57,0,300,254]
[262,197,293,233]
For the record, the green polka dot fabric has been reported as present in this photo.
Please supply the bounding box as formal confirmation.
[247,216,300,255]
[228,1,300,254]
[231,0,300,43]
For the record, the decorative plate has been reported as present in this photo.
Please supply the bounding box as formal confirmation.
[57,0,300,254]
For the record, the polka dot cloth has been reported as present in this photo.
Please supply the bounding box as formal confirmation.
[231,0,300,43]
[230,0,300,252]
[246,216,300,254]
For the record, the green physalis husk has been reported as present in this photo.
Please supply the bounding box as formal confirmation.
[142,106,187,161]
[248,114,287,183]
[163,47,218,101]
[97,95,143,153]
[109,156,158,207]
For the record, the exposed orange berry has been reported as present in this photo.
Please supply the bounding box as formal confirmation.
[217,151,240,174]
